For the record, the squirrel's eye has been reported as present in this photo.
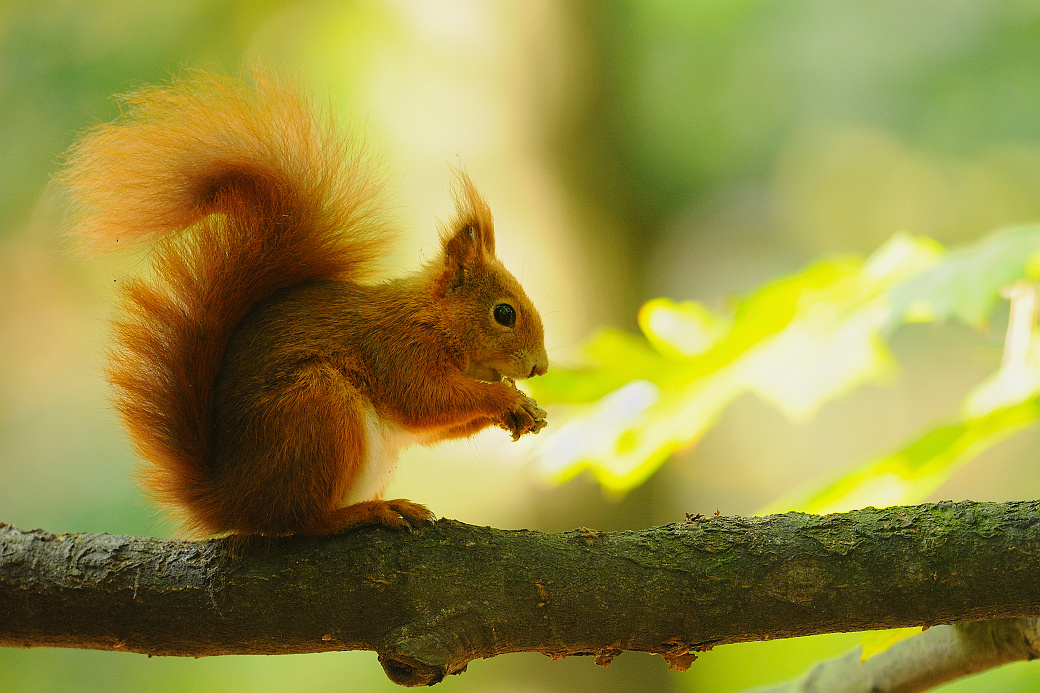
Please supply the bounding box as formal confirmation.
[493,303,516,328]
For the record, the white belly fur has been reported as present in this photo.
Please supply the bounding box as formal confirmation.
[339,405,422,506]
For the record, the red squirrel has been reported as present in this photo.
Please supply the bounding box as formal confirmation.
[60,69,549,538]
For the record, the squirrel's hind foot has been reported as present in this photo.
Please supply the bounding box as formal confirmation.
[325,499,435,534]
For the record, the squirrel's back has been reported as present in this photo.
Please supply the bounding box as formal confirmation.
[60,70,395,532]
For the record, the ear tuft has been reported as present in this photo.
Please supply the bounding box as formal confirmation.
[439,169,495,267]
[436,169,496,292]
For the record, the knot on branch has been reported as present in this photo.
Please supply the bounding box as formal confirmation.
[377,652,449,687]
[377,601,485,686]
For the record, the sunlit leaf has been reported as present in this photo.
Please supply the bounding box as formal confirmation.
[536,380,661,487]
[528,257,869,405]
[759,267,1040,517]
[531,228,1040,500]
[529,329,675,404]
[639,298,730,358]
[761,398,1040,515]
[739,305,894,421]
[859,627,924,662]
[531,233,941,492]
[963,359,1040,418]
[886,225,1040,329]
[962,282,1040,417]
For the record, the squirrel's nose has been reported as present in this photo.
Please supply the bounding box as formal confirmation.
[526,345,549,379]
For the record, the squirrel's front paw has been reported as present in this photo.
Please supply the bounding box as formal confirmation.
[502,379,548,441]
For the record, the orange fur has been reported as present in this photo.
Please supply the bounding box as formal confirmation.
[61,69,548,537]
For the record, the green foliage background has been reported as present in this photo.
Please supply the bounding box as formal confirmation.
[5,2,1040,692]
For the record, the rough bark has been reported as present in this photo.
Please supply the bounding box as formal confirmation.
[3,499,1040,687]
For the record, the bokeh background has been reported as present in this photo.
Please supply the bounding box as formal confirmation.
[4,1,1040,691]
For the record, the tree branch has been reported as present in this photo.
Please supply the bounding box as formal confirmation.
[3,500,1040,687]
[753,619,1040,693]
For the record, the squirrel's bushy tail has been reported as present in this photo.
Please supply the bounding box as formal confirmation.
[60,69,393,531]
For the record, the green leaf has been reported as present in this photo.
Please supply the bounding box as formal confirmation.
[859,627,924,662]
[887,225,1040,329]
[528,329,674,404]
[532,234,940,492]
[761,398,1040,515]
[638,298,731,358]
[531,229,1040,499]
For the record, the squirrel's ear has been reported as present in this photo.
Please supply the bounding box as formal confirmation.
[438,170,496,290]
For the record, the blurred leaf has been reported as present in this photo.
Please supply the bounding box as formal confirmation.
[887,225,1040,329]
[859,627,924,662]
[529,329,672,404]
[757,241,1040,517]
[962,281,1040,417]
[638,298,730,358]
[529,258,870,406]
[532,234,940,492]
[761,398,1040,515]
[534,226,1040,502]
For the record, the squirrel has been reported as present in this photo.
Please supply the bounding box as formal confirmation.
[60,69,549,538]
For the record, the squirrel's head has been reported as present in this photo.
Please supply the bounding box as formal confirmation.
[433,171,548,383]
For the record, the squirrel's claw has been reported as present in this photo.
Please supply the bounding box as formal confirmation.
[503,385,548,441]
